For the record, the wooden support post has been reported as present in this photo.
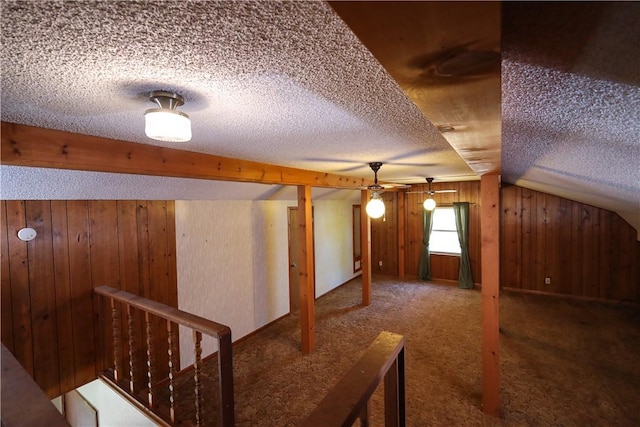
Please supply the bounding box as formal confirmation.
[360,190,372,306]
[298,185,315,354]
[397,191,406,279]
[481,173,500,417]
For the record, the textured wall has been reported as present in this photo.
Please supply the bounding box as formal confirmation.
[313,200,360,297]
[175,199,359,367]
[176,200,256,368]
[251,201,290,328]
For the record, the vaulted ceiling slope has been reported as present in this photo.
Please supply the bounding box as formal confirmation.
[501,2,640,233]
[0,1,638,234]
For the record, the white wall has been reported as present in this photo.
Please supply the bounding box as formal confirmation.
[175,201,256,368]
[175,198,359,369]
[251,201,291,328]
[68,379,156,427]
[313,200,359,297]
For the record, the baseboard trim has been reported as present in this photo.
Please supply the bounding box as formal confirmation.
[501,287,640,307]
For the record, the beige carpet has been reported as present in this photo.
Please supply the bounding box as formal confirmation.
[173,275,640,426]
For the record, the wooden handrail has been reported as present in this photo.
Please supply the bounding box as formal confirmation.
[1,344,71,426]
[302,331,406,427]
[95,285,234,427]
[95,286,231,338]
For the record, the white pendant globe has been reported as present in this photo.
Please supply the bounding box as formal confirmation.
[423,197,437,211]
[366,197,385,218]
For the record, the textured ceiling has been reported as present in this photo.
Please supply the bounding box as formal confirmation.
[1,1,638,233]
[0,0,471,186]
[502,2,640,233]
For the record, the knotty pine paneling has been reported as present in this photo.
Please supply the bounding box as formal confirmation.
[501,185,639,303]
[0,200,177,398]
[371,192,398,275]
[404,181,482,283]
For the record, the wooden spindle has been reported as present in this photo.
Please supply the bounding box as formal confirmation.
[193,330,203,427]
[111,298,122,382]
[145,312,156,408]
[167,320,178,423]
[127,305,137,394]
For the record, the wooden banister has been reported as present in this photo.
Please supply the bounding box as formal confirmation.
[1,344,71,426]
[95,285,234,427]
[95,286,231,338]
[302,331,406,427]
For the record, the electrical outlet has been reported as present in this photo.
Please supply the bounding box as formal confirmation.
[378,260,383,267]
[545,277,551,285]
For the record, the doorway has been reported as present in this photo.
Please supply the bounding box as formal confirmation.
[287,207,315,315]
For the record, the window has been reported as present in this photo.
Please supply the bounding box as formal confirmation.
[430,207,461,255]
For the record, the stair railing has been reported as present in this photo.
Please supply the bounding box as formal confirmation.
[95,285,234,427]
[302,331,406,427]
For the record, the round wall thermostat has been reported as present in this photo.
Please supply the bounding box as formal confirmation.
[17,227,37,241]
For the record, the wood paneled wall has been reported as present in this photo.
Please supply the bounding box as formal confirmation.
[371,192,399,275]
[404,181,482,282]
[501,185,639,302]
[0,200,177,398]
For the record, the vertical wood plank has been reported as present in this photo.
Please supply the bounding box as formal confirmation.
[1,200,15,353]
[581,204,596,297]
[136,202,151,299]
[557,198,572,295]
[613,214,632,300]
[165,201,179,309]
[569,203,583,296]
[520,189,534,291]
[360,190,372,305]
[88,201,120,374]
[25,200,60,397]
[298,185,315,354]
[66,200,95,386]
[6,201,34,376]
[543,194,561,294]
[534,191,546,292]
[592,209,615,298]
[587,206,601,298]
[116,201,143,388]
[146,201,170,377]
[501,185,518,288]
[50,200,76,393]
[481,173,500,417]
[397,191,406,279]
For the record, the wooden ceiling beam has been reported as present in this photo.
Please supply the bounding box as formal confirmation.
[1,122,375,190]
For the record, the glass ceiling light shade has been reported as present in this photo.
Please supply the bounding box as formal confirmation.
[144,91,191,142]
[366,192,385,218]
[423,197,437,211]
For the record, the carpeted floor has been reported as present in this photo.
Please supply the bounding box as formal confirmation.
[172,275,640,426]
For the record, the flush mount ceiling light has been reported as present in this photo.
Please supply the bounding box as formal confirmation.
[144,91,191,142]
[365,162,386,219]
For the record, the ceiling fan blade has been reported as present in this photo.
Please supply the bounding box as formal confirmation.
[434,189,457,193]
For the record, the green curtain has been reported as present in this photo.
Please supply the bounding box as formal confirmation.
[418,208,434,280]
[453,202,474,289]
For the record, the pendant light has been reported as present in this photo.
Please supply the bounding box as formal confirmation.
[365,162,385,218]
[423,177,437,211]
[145,91,192,142]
